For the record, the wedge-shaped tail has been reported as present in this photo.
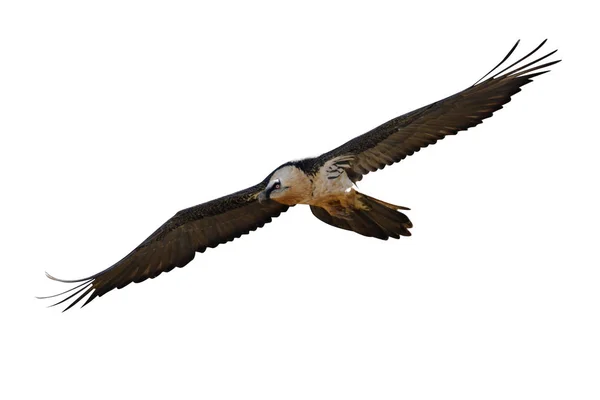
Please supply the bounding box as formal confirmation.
[311,192,412,240]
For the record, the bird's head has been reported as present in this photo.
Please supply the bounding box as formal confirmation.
[258,164,312,206]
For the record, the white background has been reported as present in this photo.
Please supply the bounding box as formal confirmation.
[1,1,598,399]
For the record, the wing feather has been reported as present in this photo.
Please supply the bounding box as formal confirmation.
[318,40,560,182]
[40,182,289,311]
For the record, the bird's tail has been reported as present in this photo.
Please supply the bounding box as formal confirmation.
[310,191,412,240]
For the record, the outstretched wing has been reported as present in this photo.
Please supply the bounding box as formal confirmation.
[40,182,290,311]
[318,40,560,182]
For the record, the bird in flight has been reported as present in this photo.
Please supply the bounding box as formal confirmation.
[39,40,560,311]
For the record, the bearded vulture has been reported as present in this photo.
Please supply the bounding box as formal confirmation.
[39,40,560,311]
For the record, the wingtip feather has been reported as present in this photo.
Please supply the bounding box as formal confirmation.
[36,279,92,300]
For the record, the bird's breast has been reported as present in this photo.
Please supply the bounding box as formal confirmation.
[310,169,354,205]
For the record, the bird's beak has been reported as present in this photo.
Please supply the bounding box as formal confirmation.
[258,190,268,204]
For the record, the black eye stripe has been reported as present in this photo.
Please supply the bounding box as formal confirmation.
[266,179,281,196]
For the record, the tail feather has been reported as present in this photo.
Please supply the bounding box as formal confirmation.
[351,210,390,240]
[364,204,411,238]
[360,209,402,239]
[362,194,411,211]
[310,192,412,240]
[361,195,412,238]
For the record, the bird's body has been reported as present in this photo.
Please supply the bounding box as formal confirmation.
[263,159,413,238]
[265,159,357,208]
[40,40,560,311]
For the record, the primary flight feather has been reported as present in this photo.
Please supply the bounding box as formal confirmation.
[39,40,560,311]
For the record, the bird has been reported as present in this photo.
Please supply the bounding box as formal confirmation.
[39,40,560,311]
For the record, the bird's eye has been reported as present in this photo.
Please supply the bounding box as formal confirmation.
[274,182,281,190]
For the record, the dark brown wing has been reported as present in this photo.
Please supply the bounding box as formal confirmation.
[40,182,290,311]
[318,40,560,182]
